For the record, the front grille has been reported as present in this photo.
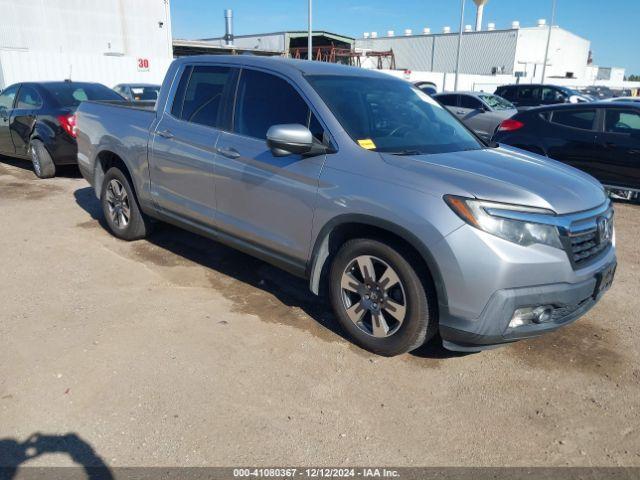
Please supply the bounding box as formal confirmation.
[561,205,614,269]
[570,229,610,265]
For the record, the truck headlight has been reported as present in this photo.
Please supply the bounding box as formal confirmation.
[444,195,562,249]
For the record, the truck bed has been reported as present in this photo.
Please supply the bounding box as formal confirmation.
[76,99,158,196]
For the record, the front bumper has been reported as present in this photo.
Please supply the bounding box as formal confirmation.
[430,204,617,353]
[440,261,615,352]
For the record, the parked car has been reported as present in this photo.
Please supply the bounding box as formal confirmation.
[495,84,591,110]
[76,56,616,356]
[493,102,640,201]
[0,81,124,178]
[414,81,438,96]
[600,96,640,104]
[611,89,633,98]
[433,91,517,141]
[113,83,160,103]
[579,86,615,100]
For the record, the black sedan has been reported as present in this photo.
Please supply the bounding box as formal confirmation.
[493,102,640,201]
[0,81,123,178]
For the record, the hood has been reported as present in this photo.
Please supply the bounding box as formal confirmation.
[380,146,607,215]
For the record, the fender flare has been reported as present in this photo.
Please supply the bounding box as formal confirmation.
[307,213,448,308]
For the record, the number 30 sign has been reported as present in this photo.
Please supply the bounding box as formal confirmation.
[137,58,150,71]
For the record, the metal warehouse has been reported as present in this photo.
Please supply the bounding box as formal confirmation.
[0,0,174,89]
[200,30,355,59]
[356,21,595,83]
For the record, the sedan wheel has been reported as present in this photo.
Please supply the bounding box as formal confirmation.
[29,140,56,179]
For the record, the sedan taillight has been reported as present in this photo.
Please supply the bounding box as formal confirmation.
[58,114,77,138]
[497,119,524,133]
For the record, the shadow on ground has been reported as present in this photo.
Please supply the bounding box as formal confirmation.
[0,155,82,179]
[0,433,112,480]
[74,186,461,361]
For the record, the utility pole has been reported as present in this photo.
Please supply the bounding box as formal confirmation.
[308,0,313,60]
[541,0,557,84]
[454,0,466,91]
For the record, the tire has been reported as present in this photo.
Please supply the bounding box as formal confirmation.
[30,139,56,179]
[100,167,152,241]
[329,238,437,356]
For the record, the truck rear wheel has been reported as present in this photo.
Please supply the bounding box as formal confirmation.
[100,167,152,241]
[329,239,437,356]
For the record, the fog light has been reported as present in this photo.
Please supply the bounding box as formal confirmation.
[509,305,554,328]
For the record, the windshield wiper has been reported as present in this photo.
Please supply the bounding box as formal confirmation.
[388,150,424,156]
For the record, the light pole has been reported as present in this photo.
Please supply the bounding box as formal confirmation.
[454,0,466,91]
[308,0,313,60]
[541,0,557,84]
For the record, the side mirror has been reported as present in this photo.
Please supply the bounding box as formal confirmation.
[266,124,317,157]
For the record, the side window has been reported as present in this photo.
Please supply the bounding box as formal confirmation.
[234,69,310,140]
[498,87,516,101]
[542,87,566,104]
[459,95,483,110]
[605,109,640,134]
[436,95,458,107]
[173,65,233,129]
[16,86,43,109]
[171,67,192,118]
[518,86,541,101]
[0,85,19,110]
[551,109,597,130]
[308,113,325,142]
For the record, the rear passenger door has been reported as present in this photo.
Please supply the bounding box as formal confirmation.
[546,108,600,177]
[597,108,640,189]
[150,64,237,227]
[0,84,19,155]
[213,68,328,266]
[456,95,489,137]
[11,85,42,156]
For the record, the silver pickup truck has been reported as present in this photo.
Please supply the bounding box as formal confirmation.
[76,56,616,356]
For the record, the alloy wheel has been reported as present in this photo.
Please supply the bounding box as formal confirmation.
[105,179,131,229]
[339,255,407,338]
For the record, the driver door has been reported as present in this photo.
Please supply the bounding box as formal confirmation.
[213,68,327,265]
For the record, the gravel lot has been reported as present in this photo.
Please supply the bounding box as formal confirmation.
[1,157,639,468]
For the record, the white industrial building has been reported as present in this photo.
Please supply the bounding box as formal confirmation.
[356,21,619,89]
[0,0,174,89]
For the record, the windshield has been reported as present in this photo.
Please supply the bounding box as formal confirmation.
[478,93,515,111]
[560,87,582,97]
[43,83,123,107]
[306,75,483,155]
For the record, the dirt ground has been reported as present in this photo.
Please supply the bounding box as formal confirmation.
[1,157,639,468]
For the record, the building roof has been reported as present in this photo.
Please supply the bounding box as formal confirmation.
[202,30,355,44]
[172,39,282,57]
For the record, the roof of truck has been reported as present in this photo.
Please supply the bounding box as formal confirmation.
[173,55,396,79]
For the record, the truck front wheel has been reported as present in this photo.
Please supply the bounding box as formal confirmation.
[100,167,152,241]
[329,239,437,356]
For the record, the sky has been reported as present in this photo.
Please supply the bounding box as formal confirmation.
[170,0,640,75]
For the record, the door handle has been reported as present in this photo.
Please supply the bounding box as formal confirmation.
[216,147,240,159]
[157,129,174,139]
